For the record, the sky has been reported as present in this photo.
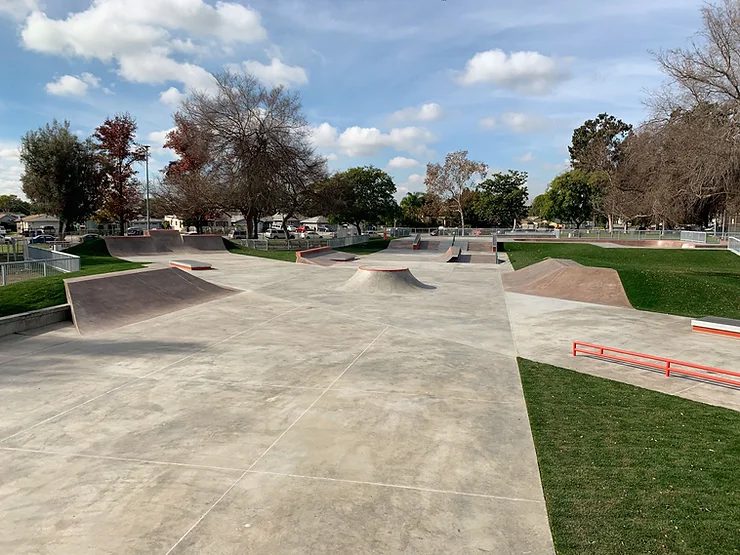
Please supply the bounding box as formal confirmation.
[0,0,705,203]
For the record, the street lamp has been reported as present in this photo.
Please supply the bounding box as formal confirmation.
[140,145,151,232]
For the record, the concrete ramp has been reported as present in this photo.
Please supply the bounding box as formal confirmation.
[502,258,631,308]
[440,246,462,262]
[296,246,357,266]
[104,231,227,258]
[64,267,237,334]
[339,266,434,294]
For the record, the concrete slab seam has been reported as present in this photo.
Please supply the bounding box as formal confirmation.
[0,446,543,504]
[163,325,390,554]
[0,305,304,444]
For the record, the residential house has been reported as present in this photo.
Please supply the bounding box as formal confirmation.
[18,214,60,235]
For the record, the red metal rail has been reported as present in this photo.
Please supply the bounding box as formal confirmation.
[572,341,740,388]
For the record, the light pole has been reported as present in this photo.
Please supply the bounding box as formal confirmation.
[142,145,151,232]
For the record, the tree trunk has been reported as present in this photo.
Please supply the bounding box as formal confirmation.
[607,213,613,233]
[119,215,125,236]
[354,222,362,235]
[458,207,465,236]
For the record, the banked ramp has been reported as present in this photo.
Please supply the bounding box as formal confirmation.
[502,258,631,308]
[64,267,237,334]
[105,230,227,258]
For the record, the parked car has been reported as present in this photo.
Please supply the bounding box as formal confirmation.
[264,228,295,240]
[300,230,321,240]
[29,234,56,244]
[81,233,100,242]
[126,227,144,236]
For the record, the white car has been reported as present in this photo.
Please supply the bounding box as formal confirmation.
[300,230,321,240]
[264,228,295,240]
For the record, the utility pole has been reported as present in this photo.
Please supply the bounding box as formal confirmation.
[143,145,151,232]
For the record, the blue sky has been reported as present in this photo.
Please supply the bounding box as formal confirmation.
[0,0,703,202]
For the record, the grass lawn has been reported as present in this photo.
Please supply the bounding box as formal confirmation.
[0,239,142,318]
[504,242,740,319]
[224,239,296,262]
[335,238,391,255]
[518,358,740,555]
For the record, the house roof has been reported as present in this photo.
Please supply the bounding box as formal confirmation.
[21,214,58,222]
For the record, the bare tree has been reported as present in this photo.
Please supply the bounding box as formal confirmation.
[172,72,322,238]
[656,0,740,109]
[425,151,487,235]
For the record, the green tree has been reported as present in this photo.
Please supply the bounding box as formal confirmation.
[473,170,529,227]
[546,169,598,229]
[0,194,31,215]
[20,120,102,236]
[529,193,553,219]
[569,113,632,231]
[399,192,426,225]
[322,166,397,234]
[425,150,487,235]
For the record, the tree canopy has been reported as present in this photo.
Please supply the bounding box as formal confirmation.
[425,150,487,233]
[321,166,397,234]
[472,170,529,227]
[20,120,102,235]
[544,169,598,228]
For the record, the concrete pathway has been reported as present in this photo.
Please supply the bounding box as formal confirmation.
[0,248,554,554]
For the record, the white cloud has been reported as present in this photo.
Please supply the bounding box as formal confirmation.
[387,156,420,169]
[45,72,100,97]
[146,128,176,148]
[0,0,36,21]
[517,152,535,163]
[159,86,187,107]
[458,49,569,94]
[480,112,550,133]
[311,123,435,157]
[0,142,22,196]
[242,58,308,88]
[310,123,339,149]
[391,102,442,122]
[479,116,497,129]
[21,1,266,93]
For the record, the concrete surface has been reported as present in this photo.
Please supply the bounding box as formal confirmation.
[0,245,554,554]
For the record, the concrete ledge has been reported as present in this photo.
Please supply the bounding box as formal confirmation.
[0,304,71,337]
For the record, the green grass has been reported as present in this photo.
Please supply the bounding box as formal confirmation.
[335,238,391,255]
[518,358,740,555]
[0,239,142,317]
[504,243,740,319]
[224,239,296,262]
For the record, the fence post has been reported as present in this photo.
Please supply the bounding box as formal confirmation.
[665,360,671,378]
[1,264,5,286]
[42,262,47,277]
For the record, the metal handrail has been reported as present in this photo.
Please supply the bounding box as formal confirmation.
[572,340,740,387]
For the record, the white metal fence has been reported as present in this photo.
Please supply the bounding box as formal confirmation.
[0,246,80,286]
[729,236,740,256]
[679,230,708,243]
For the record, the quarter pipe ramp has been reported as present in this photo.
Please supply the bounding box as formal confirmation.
[64,267,237,334]
[104,231,227,258]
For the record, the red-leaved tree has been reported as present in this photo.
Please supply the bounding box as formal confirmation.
[94,113,144,234]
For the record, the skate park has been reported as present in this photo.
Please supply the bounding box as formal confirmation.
[1,231,738,553]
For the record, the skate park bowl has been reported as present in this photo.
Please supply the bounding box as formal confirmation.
[296,246,358,266]
[338,266,435,294]
[502,258,632,308]
[64,267,237,334]
[104,230,227,257]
